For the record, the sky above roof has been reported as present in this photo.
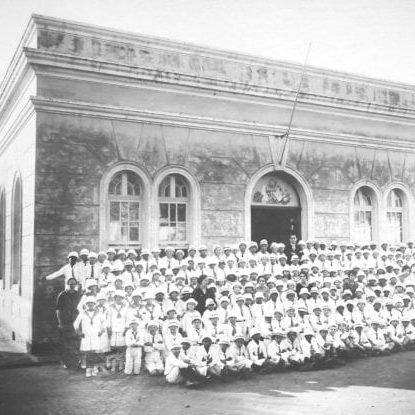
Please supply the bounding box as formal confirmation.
[1,0,414,85]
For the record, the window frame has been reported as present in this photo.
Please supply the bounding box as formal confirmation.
[386,189,404,243]
[100,164,151,250]
[351,184,379,244]
[10,174,22,295]
[158,174,190,247]
[0,189,5,289]
[107,171,143,247]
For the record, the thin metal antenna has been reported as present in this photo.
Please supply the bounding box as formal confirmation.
[278,42,312,164]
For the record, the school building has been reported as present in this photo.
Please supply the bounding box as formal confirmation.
[0,15,415,352]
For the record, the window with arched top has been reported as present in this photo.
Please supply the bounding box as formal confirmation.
[108,171,142,246]
[353,186,375,243]
[158,174,189,245]
[0,189,5,288]
[11,176,22,294]
[386,189,404,243]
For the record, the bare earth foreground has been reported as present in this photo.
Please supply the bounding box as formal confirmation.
[1,351,414,415]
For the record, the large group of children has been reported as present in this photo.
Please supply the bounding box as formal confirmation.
[46,238,415,387]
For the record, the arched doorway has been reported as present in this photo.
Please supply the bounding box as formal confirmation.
[250,171,302,245]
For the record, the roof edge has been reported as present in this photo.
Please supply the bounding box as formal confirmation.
[0,16,38,115]
[29,14,415,91]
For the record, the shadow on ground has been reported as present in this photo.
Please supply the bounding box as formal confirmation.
[202,349,415,395]
[0,350,414,415]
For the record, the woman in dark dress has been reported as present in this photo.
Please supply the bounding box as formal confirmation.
[192,275,214,315]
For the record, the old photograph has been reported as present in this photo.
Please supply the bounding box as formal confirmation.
[0,1,414,414]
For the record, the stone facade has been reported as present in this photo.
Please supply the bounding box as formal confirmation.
[1,15,415,351]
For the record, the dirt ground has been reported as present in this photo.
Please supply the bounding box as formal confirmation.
[0,351,414,415]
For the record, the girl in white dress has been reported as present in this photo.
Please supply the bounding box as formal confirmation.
[95,292,111,369]
[73,298,106,377]
[107,290,128,372]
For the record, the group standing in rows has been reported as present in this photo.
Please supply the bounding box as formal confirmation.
[45,236,415,386]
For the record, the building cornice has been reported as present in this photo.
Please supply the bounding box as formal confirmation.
[31,96,415,152]
[30,14,415,93]
[0,19,36,115]
[2,14,415,121]
[24,48,415,121]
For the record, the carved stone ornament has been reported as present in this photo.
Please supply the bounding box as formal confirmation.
[252,174,299,207]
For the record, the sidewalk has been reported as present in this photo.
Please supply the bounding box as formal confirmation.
[0,327,58,370]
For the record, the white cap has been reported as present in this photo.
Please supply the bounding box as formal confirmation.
[85,279,98,289]
[205,298,215,306]
[200,334,213,342]
[170,342,182,351]
[167,320,179,328]
[232,333,245,341]
[218,336,230,345]
[250,328,261,338]
[131,288,142,298]
[303,328,314,336]
[219,296,230,303]
[96,292,106,301]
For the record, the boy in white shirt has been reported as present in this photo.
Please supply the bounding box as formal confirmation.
[247,328,272,373]
[228,334,253,375]
[164,343,202,387]
[267,330,289,370]
[143,321,165,375]
[299,328,325,370]
[195,335,222,378]
[367,320,394,355]
[124,318,144,375]
[216,337,234,378]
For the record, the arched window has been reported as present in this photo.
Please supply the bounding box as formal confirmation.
[386,189,404,243]
[353,186,375,243]
[158,174,189,245]
[107,171,142,246]
[11,176,22,294]
[0,189,5,288]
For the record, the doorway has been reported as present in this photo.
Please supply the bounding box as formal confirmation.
[251,206,301,246]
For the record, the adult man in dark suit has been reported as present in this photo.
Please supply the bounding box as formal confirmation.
[284,234,303,264]
[55,277,82,369]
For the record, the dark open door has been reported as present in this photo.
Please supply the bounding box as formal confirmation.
[251,206,301,245]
